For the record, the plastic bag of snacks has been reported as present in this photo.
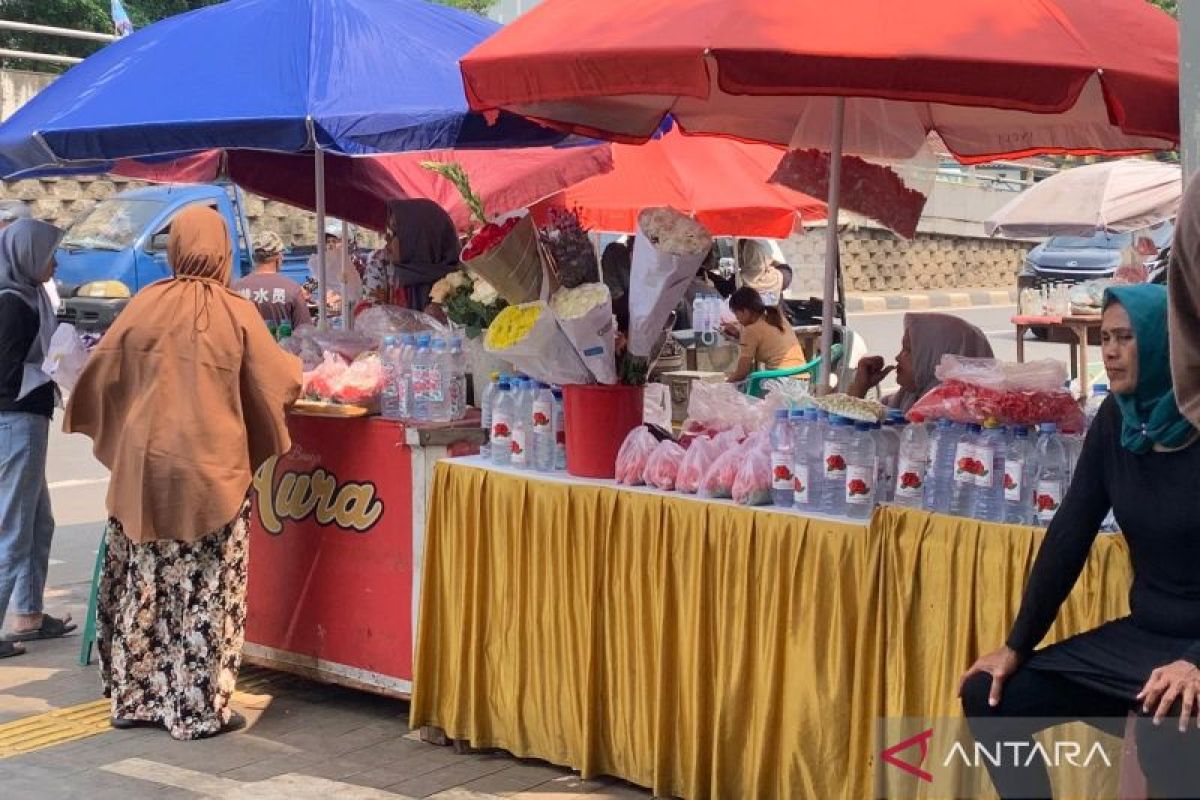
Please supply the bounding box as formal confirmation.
[732,443,773,506]
[302,352,349,400]
[676,435,716,494]
[627,207,713,358]
[484,300,592,386]
[550,282,617,384]
[700,432,763,499]
[680,382,759,444]
[906,356,1086,432]
[616,426,658,485]
[643,439,687,491]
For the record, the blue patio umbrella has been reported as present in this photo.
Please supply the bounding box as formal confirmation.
[0,0,571,324]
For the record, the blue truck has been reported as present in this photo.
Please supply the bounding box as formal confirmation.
[54,183,314,331]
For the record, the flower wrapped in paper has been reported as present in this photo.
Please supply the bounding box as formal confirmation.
[483,301,592,385]
[550,282,617,384]
[628,207,713,358]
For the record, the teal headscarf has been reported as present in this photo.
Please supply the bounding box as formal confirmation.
[1103,284,1196,453]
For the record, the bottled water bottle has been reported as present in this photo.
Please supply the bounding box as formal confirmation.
[768,409,795,507]
[845,421,878,520]
[1003,426,1036,525]
[448,336,468,421]
[427,338,452,423]
[479,371,501,460]
[893,417,929,509]
[397,334,417,420]
[490,381,515,467]
[922,418,957,513]
[510,379,534,469]
[1085,383,1108,428]
[409,334,433,422]
[379,336,402,420]
[792,408,821,511]
[1033,423,1068,526]
[532,383,557,472]
[552,387,566,469]
[821,415,853,516]
[949,423,980,518]
[971,420,1007,522]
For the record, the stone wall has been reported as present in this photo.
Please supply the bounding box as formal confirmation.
[0,174,326,247]
[780,226,1029,294]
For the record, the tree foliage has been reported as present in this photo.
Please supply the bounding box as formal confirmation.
[1149,0,1177,16]
[434,0,495,14]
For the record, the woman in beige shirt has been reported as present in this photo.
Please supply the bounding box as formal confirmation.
[724,287,807,382]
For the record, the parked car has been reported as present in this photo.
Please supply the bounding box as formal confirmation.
[1017,221,1174,294]
[54,184,313,332]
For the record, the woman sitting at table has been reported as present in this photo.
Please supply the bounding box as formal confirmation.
[848,312,992,411]
[959,283,1200,798]
[722,287,806,383]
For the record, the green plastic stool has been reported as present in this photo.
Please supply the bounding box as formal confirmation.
[78,534,107,667]
[743,343,844,399]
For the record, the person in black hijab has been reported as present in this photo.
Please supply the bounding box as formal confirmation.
[384,199,460,311]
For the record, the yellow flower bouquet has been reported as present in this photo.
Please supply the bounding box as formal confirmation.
[484,301,592,385]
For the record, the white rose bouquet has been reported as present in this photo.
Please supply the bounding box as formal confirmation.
[432,269,508,339]
[550,282,617,384]
[627,207,713,359]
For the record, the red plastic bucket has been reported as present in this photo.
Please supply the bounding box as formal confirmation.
[562,384,645,479]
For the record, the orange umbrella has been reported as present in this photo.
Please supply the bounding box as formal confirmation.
[532,129,824,237]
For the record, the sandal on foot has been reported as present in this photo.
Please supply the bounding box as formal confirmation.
[197,711,247,739]
[110,717,163,731]
[0,641,25,659]
[6,614,77,642]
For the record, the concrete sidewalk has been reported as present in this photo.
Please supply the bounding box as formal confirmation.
[844,287,1017,313]
[0,573,653,799]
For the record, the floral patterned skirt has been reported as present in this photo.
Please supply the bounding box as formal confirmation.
[97,501,249,741]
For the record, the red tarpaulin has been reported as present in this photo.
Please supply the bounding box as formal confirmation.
[459,0,1178,163]
[531,129,824,237]
[115,145,615,232]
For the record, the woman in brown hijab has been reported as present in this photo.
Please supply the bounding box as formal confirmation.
[66,207,301,740]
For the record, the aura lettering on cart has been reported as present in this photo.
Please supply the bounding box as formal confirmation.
[254,455,384,535]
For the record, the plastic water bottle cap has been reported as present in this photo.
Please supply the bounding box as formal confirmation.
[497,382,510,391]
[417,334,431,346]
[789,408,804,419]
[775,409,789,420]
[382,335,398,346]
[968,423,983,433]
[1040,422,1058,433]
[855,421,872,432]
[936,418,952,428]
[1092,384,1108,395]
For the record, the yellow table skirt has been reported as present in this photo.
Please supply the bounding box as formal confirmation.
[410,460,1132,800]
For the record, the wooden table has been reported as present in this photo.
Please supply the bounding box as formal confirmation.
[1013,314,1102,401]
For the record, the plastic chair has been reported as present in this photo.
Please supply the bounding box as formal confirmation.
[744,343,844,398]
[78,534,107,666]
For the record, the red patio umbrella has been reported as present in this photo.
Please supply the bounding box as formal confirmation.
[459,0,1178,386]
[114,145,615,233]
[531,128,825,237]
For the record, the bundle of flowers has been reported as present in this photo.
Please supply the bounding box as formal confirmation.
[429,269,507,339]
[770,149,928,239]
[550,282,616,384]
[540,207,599,288]
[483,301,592,386]
[422,161,545,304]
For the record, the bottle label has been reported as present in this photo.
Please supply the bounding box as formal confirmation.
[953,442,977,485]
[491,412,512,450]
[533,400,553,430]
[793,464,811,506]
[770,453,793,491]
[845,465,874,505]
[823,442,847,478]
[412,365,444,402]
[895,456,926,499]
[973,445,995,488]
[1004,460,1024,502]
[1035,480,1062,523]
[511,426,528,466]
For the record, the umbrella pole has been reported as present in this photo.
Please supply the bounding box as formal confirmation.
[315,147,328,331]
[817,97,846,393]
[342,217,354,331]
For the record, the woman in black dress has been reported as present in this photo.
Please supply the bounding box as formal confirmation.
[960,283,1200,798]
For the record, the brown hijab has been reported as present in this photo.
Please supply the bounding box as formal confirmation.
[1169,175,1200,427]
[65,206,301,544]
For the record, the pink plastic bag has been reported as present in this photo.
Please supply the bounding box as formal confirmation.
[732,442,773,506]
[677,436,716,494]
[701,432,763,499]
[644,439,687,491]
[302,352,349,400]
[616,427,658,485]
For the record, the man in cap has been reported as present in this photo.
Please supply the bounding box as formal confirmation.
[232,230,311,330]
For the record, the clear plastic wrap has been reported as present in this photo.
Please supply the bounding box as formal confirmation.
[732,443,773,507]
[42,323,88,396]
[355,305,447,343]
[643,439,686,491]
[331,354,387,406]
[615,426,658,485]
[302,352,349,400]
[680,382,760,443]
[313,329,377,362]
